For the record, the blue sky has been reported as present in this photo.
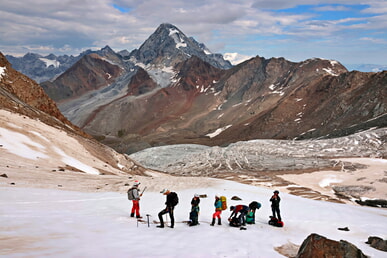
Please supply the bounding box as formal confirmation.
[0,0,386,66]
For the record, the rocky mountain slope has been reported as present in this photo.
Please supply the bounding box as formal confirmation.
[0,52,146,185]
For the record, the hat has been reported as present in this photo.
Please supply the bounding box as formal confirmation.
[160,189,170,194]
[133,180,140,186]
[273,190,279,194]
[230,206,235,211]
[194,194,200,198]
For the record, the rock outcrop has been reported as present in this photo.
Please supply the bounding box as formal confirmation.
[296,233,368,258]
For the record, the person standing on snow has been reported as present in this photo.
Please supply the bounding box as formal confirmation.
[129,180,142,218]
[210,195,222,226]
[189,194,200,226]
[270,190,281,221]
[157,189,178,228]
[229,205,249,226]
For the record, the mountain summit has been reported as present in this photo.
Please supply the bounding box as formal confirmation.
[127,23,232,69]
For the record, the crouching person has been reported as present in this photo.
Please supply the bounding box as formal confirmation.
[229,205,249,226]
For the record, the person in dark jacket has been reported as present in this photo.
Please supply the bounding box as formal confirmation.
[189,194,200,226]
[157,189,178,228]
[246,201,261,224]
[229,205,249,226]
[270,190,281,221]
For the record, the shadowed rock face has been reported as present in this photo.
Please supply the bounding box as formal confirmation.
[296,233,368,258]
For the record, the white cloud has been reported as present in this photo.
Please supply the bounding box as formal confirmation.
[224,53,253,65]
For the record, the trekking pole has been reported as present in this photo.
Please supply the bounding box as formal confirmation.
[146,214,151,227]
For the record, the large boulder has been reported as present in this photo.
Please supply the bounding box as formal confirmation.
[296,233,367,258]
[366,236,387,252]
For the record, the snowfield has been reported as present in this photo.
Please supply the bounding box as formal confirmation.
[1,181,387,258]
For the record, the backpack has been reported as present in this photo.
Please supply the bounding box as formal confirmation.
[220,196,227,210]
[170,192,179,207]
[229,216,241,227]
[127,188,135,200]
[246,211,255,224]
[268,216,284,227]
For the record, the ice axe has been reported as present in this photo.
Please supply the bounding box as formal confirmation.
[140,186,147,196]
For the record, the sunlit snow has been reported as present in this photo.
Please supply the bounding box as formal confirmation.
[206,125,232,138]
[0,66,6,80]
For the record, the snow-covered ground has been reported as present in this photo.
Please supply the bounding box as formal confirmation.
[1,181,387,258]
[1,107,387,257]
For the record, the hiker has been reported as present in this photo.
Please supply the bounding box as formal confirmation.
[270,190,281,221]
[128,180,142,218]
[189,194,200,226]
[157,189,178,228]
[246,201,261,224]
[210,194,223,226]
[229,205,249,226]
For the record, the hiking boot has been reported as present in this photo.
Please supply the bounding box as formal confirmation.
[218,218,222,225]
[210,218,215,226]
[130,213,135,217]
[156,225,164,228]
[136,215,143,219]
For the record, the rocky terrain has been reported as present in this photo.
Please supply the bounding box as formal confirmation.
[130,127,387,204]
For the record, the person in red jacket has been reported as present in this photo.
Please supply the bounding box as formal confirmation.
[229,205,249,226]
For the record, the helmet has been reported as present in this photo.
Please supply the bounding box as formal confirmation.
[230,206,235,211]
[274,190,279,194]
[133,180,140,186]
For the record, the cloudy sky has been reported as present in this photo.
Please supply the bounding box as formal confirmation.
[1,0,386,65]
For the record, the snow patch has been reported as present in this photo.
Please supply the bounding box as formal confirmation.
[323,68,339,76]
[53,147,100,175]
[0,127,48,160]
[0,66,6,80]
[169,28,187,49]
[319,175,342,187]
[206,125,232,138]
[39,58,60,68]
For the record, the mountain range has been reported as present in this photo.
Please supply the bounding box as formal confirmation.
[5,23,387,154]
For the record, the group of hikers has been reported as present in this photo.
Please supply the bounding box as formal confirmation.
[127,180,283,228]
